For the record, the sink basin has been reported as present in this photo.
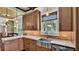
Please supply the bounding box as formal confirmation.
[37,38,52,49]
[38,38,52,44]
[39,38,52,42]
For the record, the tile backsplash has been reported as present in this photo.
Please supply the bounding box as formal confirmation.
[23,30,73,41]
[59,31,73,40]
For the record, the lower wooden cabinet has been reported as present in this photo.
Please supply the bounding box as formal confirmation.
[24,38,51,51]
[18,38,24,51]
[24,38,30,51]
[24,38,37,51]
[4,39,19,51]
[3,38,51,51]
[3,38,24,51]
[29,39,37,51]
[0,46,1,51]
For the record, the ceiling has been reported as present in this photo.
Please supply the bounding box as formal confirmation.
[0,7,25,19]
[0,7,16,19]
[0,7,36,19]
[16,7,36,12]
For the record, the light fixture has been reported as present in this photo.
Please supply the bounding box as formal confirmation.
[7,14,10,17]
[46,7,49,16]
[16,20,18,23]
[6,18,9,21]
[46,12,49,16]
[5,8,10,21]
[3,24,6,26]
[47,24,52,27]
[14,26,16,28]
[2,14,6,16]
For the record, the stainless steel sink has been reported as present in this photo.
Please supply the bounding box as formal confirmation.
[39,38,51,41]
[37,38,52,49]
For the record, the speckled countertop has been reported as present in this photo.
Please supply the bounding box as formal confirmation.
[1,35,75,48]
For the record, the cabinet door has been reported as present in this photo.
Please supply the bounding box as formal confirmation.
[24,38,51,51]
[0,46,1,51]
[4,39,19,51]
[59,7,73,31]
[24,38,37,51]
[18,38,24,51]
[29,40,37,51]
[23,14,30,30]
[24,38,30,51]
[23,10,40,30]
[31,10,40,30]
[23,15,26,30]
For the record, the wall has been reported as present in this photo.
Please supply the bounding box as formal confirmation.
[0,17,6,33]
[23,31,72,41]
[0,17,6,25]
[6,20,14,33]
[71,8,76,46]
[14,16,23,36]
[23,7,73,41]
[0,25,5,32]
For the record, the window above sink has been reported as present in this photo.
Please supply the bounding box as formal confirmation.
[41,7,59,36]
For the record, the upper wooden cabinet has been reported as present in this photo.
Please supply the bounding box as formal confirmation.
[59,7,73,31]
[23,10,40,30]
[23,8,73,31]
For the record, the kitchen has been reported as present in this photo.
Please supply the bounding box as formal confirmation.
[0,7,78,51]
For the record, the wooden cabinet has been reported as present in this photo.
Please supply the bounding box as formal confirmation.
[4,38,24,51]
[59,7,73,31]
[29,39,37,51]
[76,8,79,50]
[4,39,19,51]
[0,45,4,51]
[24,38,51,51]
[3,38,51,51]
[23,7,73,31]
[24,38,37,51]
[18,38,24,51]
[24,38,30,51]
[0,46,1,51]
[23,10,40,30]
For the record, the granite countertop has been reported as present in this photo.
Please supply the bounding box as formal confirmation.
[1,35,41,41]
[50,39,75,48]
[1,35,75,48]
